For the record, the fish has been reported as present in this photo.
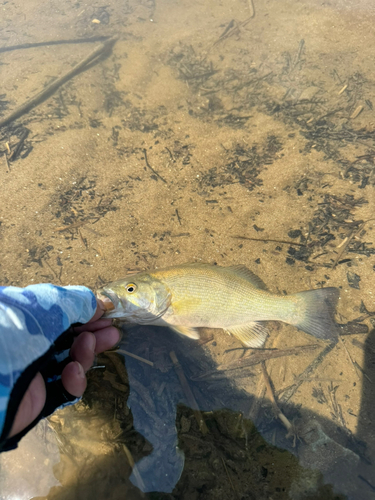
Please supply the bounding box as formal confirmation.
[96,263,340,347]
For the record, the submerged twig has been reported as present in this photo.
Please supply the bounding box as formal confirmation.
[358,475,375,492]
[350,105,363,119]
[353,360,372,383]
[0,36,111,54]
[191,344,319,380]
[0,36,117,128]
[231,235,305,247]
[221,457,239,498]
[248,382,266,426]
[3,153,10,172]
[278,341,338,403]
[143,148,167,183]
[175,209,182,225]
[8,128,29,161]
[170,350,208,435]
[55,219,99,232]
[216,19,236,43]
[331,223,364,269]
[212,17,253,48]
[338,335,359,378]
[117,348,154,367]
[224,346,277,353]
[261,362,294,438]
[122,443,146,492]
[292,39,305,71]
[247,0,255,18]
[327,382,349,431]
[78,229,88,248]
[43,258,61,283]
[352,337,375,355]
[339,322,368,335]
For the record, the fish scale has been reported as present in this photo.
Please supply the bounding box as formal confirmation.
[97,263,340,347]
[149,265,295,327]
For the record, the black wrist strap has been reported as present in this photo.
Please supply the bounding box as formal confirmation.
[0,324,82,452]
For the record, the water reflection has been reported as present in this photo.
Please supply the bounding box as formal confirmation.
[2,323,373,499]
[0,419,60,500]
[114,325,373,498]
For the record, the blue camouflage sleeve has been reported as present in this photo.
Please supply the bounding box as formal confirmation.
[0,284,97,451]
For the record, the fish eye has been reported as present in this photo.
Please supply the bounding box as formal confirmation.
[126,283,137,293]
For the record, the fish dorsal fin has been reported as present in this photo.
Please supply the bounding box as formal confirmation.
[224,322,269,347]
[170,325,200,340]
[225,265,268,290]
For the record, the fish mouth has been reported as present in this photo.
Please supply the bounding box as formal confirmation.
[96,289,119,312]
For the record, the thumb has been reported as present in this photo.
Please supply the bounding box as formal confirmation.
[8,373,46,438]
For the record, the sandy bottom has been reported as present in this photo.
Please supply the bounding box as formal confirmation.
[1,0,375,498]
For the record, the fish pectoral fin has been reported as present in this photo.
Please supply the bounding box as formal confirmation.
[170,325,200,340]
[224,322,268,347]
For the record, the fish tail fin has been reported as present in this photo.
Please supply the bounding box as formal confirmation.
[291,287,340,341]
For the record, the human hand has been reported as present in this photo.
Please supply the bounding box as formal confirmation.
[8,299,120,438]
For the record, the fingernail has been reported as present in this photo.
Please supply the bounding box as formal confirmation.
[114,327,122,347]
[73,362,85,379]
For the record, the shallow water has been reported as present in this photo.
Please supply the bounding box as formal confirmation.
[1,0,375,498]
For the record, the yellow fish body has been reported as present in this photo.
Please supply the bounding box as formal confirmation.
[97,263,339,347]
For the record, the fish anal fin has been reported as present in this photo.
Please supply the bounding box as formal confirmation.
[226,265,268,290]
[170,325,200,340]
[225,322,268,347]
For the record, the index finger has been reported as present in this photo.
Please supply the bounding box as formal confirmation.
[88,298,107,323]
[74,317,113,333]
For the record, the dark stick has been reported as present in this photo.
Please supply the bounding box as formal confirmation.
[3,154,10,172]
[248,0,255,18]
[261,361,294,435]
[0,36,111,54]
[292,39,305,70]
[358,475,375,492]
[9,128,29,160]
[218,19,235,40]
[142,148,167,183]
[0,37,117,129]
[191,344,319,380]
[183,70,218,80]
[331,223,365,269]
[278,341,337,403]
[165,146,174,161]
[224,346,277,353]
[231,235,306,247]
[175,209,182,225]
[170,351,208,435]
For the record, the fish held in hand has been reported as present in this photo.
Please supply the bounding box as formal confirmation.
[96,263,340,347]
